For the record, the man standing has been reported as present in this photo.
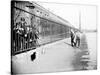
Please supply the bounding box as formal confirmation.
[70,29,75,47]
[75,31,81,47]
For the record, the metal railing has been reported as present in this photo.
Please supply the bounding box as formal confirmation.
[12,25,39,55]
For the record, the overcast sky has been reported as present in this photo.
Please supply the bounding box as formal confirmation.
[36,2,97,30]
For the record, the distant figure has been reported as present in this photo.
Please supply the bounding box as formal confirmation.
[31,52,36,61]
[70,29,75,47]
[75,31,81,47]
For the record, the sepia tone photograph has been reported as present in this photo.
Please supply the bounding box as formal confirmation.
[11,0,97,74]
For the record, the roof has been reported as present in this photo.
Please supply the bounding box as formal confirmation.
[31,1,74,27]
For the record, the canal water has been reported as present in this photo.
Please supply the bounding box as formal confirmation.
[85,32,97,69]
[73,32,97,70]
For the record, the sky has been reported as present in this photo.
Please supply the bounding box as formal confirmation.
[36,2,97,30]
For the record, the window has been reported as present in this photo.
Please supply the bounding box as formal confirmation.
[37,10,39,12]
[40,12,42,14]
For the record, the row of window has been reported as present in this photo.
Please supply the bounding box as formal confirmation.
[36,9,49,17]
[14,7,71,41]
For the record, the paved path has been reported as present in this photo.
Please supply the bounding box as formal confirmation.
[12,34,92,74]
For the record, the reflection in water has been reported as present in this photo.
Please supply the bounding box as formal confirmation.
[72,32,97,70]
[85,32,97,70]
